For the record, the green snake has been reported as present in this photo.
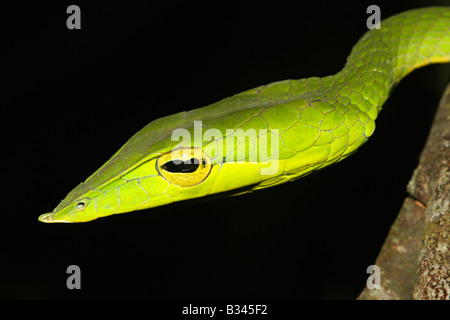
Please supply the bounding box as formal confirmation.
[39,7,450,223]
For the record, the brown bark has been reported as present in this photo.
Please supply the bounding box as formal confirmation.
[358,83,450,300]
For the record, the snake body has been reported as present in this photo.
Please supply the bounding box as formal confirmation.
[40,7,450,223]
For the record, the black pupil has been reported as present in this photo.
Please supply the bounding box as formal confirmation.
[162,158,204,173]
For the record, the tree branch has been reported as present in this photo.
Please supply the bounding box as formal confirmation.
[358,83,450,300]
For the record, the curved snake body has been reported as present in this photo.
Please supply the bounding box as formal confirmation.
[40,7,450,223]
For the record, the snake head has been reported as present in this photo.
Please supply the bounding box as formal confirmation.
[39,100,283,223]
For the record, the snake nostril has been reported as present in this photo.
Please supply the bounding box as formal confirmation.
[76,201,86,209]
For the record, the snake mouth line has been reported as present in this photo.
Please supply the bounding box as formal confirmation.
[38,212,72,223]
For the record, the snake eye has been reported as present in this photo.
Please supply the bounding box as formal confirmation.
[157,148,212,187]
[161,158,203,173]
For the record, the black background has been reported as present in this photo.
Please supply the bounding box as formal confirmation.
[3,0,449,299]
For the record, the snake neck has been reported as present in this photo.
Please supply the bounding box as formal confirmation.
[326,7,450,120]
